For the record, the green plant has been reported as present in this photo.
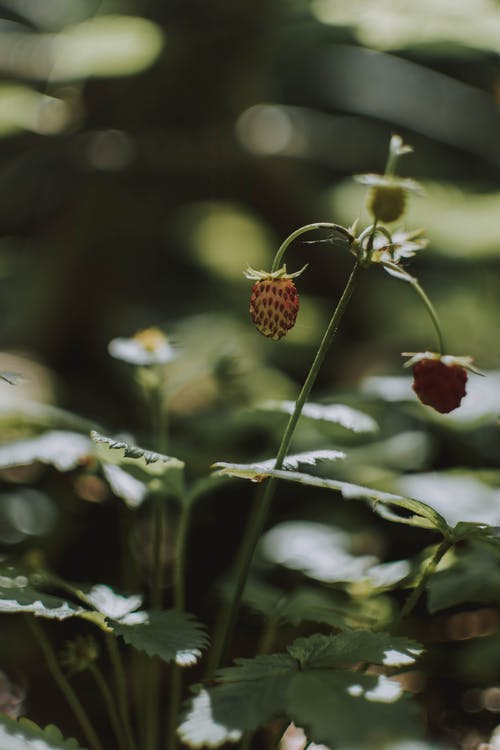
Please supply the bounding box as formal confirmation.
[0,135,498,750]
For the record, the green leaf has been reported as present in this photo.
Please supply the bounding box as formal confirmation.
[91,431,185,496]
[258,400,378,433]
[101,463,148,508]
[223,577,389,630]
[213,463,448,534]
[457,635,500,683]
[0,431,92,472]
[179,632,421,747]
[427,540,500,613]
[0,566,83,620]
[0,716,85,749]
[111,610,209,666]
[0,399,98,433]
[394,471,500,530]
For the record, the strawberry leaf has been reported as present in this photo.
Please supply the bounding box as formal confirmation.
[179,632,421,747]
[0,715,85,749]
[110,610,209,666]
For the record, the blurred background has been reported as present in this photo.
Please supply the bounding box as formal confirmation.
[1,0,500,748]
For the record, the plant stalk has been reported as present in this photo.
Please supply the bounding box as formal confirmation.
[208,261,362,675]
[106,634,137,750]
[88,662,130,750]
[165,502,192,749]
[27,617,104,750]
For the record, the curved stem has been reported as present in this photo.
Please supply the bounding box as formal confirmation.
[396,539,451,625]
[27,617,104,750]
[382,261,445,353]
[207,262,362,675]
[271,223,352,273]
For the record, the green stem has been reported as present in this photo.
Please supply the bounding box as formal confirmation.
[106,634,137,750]
[382,261,445,353]
[166,502,191,749]
[145,377,168,750]
[208,262,362,675]
[27,617,103,750]
[396,539,451,625]
[271,222,353,273]
[88,662,129,750]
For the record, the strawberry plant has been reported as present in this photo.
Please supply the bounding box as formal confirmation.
[0,133,499,750]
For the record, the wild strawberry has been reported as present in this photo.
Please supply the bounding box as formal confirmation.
[403,352,477,414]
[245,265,306,341]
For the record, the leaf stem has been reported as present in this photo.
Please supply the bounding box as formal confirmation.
[27,617,104,750]
[396,538,451,625]
[207,261,362,675]
[382,261,445,354]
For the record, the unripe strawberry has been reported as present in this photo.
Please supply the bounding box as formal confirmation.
[249,276,299,340]
[412,357,467,414]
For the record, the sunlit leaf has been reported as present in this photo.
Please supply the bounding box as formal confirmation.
[179,632,421,747]
[259,400,378,433]
[0,431,91,472]
[0,715,84,749]
[111,610,209,666]
[91,431,185,496]
[394,471,500,530]
[213,462,449,534]
[101,463,148,508]
[0,567,83,621]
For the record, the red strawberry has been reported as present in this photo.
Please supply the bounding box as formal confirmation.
[249,276,299,340]
[412,358,467,414]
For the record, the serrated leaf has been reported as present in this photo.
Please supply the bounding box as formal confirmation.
[213,463,448,534]
[427,540,500,613]
[223,577,391,630]
[111,610,208,666]
[259,401,378,433]
[0,431,92,472]
[0,715,85,749]
[0,567,84,620]
[179,632,421,748]
[91,431,185,496]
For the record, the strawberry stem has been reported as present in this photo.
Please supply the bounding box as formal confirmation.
[270,222,353,273]
[207,261,362,675]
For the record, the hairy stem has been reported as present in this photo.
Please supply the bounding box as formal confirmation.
[27,617,103,750]
[207,262,362,675]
